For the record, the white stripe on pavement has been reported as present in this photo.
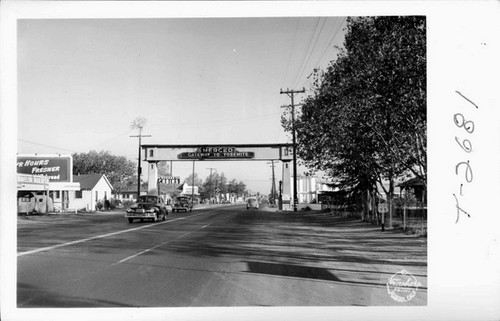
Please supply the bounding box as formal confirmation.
[115,223,212,264]
[17,211,216,257]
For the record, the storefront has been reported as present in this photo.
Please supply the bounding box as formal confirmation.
[17,154,80,213]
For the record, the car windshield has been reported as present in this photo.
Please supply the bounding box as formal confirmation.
[138,196,157,203]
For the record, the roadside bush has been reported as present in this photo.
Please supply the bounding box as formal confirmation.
[122,200,134,208]
[110,198,122,209]
[96,201,103,211]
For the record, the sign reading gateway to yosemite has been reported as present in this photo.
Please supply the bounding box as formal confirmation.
[177,147,255,160]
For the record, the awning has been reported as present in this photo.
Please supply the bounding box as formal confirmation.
[48,182,81,191]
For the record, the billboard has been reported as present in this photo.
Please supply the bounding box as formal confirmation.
[17,155,72,182]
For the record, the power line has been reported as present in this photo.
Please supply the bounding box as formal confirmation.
[291,17,322,89]
[281,17,301,88]
[92,130,133,149]
[293,17,328,88]
[148,111,283,129]
[18,138,77,153]
[312,17,347,71]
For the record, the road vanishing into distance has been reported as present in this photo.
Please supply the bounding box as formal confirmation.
[17,205,427,307]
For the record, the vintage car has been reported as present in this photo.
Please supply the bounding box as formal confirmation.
[246,197,259,210]
[125,195,168,223]
[172,196,193,213]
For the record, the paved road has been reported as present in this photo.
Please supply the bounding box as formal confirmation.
[17,205,427,307]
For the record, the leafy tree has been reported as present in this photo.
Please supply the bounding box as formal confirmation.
[202,172,226,200]
[183,172,203,193]
[72,150,137,193]
[227,178,246,197]
[282,16,426,220]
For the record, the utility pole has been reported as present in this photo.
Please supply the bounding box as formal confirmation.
[267,160,276,204]
[191,161,195,203]
[280,87,305,212]
[207,167,216,204]
[130,125,151,199]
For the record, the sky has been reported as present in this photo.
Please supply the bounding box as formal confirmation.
[17,17,347,194]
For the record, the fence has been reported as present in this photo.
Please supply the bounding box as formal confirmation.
[392,203,427,234]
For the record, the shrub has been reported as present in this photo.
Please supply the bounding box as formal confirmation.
[110,198,122,209]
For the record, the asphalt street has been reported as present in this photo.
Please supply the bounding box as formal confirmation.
[17,205,427,307]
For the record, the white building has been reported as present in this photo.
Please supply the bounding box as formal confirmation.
[296,174,336,204]
[72,174,113,211]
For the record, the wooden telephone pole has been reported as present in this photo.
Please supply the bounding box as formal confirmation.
[130,119,151,199]
[280,88,305,212]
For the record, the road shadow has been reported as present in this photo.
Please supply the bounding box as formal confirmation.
[160,211,427,279]
[17,283,133,308]
[245,261,340,282]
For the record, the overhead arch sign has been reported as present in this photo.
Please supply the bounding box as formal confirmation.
[178,147,254,160]
[142,144,293,162]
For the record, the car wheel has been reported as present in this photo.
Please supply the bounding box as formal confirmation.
[128,218,133,223]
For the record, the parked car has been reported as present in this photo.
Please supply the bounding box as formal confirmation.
[246,197,259,210]
[125,195,168,223]
[172,196,193,213]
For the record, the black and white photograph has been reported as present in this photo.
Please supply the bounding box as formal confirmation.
[1,1,499,321]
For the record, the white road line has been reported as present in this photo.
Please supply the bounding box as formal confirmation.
[115,222,212,264]
[17,211,216,257]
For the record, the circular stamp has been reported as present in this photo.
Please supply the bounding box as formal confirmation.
[386,269,422,303]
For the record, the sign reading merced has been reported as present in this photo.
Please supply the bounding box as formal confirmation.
[17,155,72,182]
[142,144,293,162]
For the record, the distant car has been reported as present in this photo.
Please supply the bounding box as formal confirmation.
[172,196,193,213]
[125,195,168,223]
[246,197,259,210]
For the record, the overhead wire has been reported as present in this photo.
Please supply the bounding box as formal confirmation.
[312,17,347,71]
[290,17,323,89]
[18,138,77,154]
[299,17,347,89]
[281,17,301,90]
[292,17,328,89]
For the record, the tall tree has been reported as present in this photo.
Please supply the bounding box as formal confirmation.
[282,16,426,220]
[202,172,228,201]
[72,150,137,193]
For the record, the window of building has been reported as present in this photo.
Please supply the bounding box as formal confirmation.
[149,150,154,157]
[55,191,60,199]
[95,191,98,202]
[75,190,82,199]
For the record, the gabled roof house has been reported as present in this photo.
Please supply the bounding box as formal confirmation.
[71,174,113,211]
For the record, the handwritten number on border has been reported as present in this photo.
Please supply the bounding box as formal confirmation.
[453,91,478,223]
[453,113,474,133]
[455,160,473,183]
